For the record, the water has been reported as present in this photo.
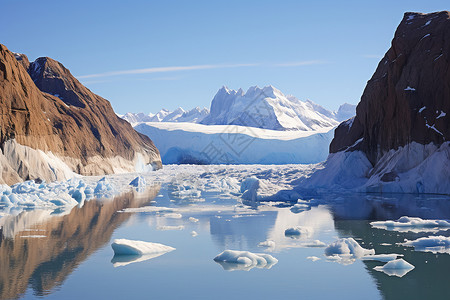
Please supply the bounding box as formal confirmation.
[0,181,449,300]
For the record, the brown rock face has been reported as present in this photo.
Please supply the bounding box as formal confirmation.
[0,44,161,183]
[330,11,450,165]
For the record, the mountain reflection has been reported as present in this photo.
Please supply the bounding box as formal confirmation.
[0,186,160,300]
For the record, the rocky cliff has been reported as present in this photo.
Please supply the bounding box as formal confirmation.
[302,11,449,194]
[330,11,449,164]
[0,44,161,185]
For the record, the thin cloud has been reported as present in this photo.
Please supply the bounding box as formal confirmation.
[273,60,327,67]
[77,60,327,80]
[77,63,259,79]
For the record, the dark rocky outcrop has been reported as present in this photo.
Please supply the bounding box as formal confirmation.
[330,11,450,165]
[0,44,161,184]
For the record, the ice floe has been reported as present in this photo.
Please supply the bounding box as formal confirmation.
[361,254,403,262]
[401,235,450,254]
[325,238,375,259]
[111,239,175,266]
[111,239,175,256]
[213,250,278,271]
[370,216,450,233]
[373,259,415,277]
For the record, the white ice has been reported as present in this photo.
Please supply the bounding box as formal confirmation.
[361,254,403,262]
[325,238,375,258]
[111,239,175,256]
[401,235,450,254]
[129,176,146,188]
[373,259,415,277]
[370,216,450,233]
[213,250,278,271]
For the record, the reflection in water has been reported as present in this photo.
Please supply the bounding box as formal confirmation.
[111,252,168,268]
[330,194,450,300]
[214,260,277,272]
[0,186,160,299]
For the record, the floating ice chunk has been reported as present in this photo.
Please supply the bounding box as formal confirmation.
[307,256,321,261]
[419,106,426,113]
[129,176,146,188]
[370,216,450,233]
[162,213,182,219]
[325,238,375,258]
[401,235,450,254]
[362,254,403,262]
[189,217,199,223]
[373,259,415,277]
[284,226,313,237]
[404,86,416,91]
[213,250,278,271]
[191,231,198,237]
[258,240,276,248]
[111,239,175,256]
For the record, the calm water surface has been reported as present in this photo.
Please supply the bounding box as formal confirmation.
[0,182,449,300]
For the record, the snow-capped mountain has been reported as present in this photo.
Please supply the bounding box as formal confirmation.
[201,85,354,131]
[122,85,355,131]
[122,107,209,124]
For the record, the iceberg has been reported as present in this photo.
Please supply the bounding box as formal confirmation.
[373,259,415,277]
[325,238,375,258]
[111,239,175,257]
[213,250,278,271]
[129,176,146,188]
[401,235,450,254]
[361,254,403,262]
[370,216,450,233]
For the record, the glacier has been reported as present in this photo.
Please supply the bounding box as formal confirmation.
[134,122,335,165]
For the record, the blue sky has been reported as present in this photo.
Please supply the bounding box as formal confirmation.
[1,0,448,114]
